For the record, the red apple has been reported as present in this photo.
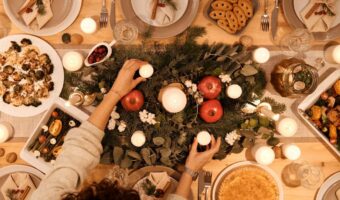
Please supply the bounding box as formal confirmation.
[199,99,223,123]
[121,90,144,111]
[198,76,222,99]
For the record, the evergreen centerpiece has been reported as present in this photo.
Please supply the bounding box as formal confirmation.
[62,27,285,169]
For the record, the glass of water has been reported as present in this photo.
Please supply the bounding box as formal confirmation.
[280,29,314,58]
[113,20,138,43]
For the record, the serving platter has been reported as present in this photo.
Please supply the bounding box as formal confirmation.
[316,172,340,200]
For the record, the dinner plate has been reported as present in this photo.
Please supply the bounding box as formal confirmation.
[0,165,44,200]
[133,176,178,199]
[131,0,189,27]
[0,34,64,117]
[3,0,82,36]
[121,0,199,38]
[211,161,284,200]
[316,172,340,200]
[283,0,340,40]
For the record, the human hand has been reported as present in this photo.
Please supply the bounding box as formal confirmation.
[185,135,221,171]
[111,59,147,98]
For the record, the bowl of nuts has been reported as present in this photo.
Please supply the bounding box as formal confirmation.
[20,97,89,173]
[84,40,116,67]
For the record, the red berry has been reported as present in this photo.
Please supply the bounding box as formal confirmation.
[39,135,46,143]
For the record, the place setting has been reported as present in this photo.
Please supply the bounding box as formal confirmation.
[0,0,339,200]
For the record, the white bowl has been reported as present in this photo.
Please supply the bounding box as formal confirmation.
[84,40,116,67]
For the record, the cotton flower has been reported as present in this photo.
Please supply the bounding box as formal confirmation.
[110,106,120,119]
[101,87,107,94]
[107,119,116,130]
[118,121,127,132]
[139,109,158,125]
[184,80,193,88]
[191,84,197,92]
[225,130,241,145]
[219,74,232,83]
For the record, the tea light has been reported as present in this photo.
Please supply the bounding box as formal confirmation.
[0,122,13,143]
[324,45,340,64]
[197,131,211,146]
[282,144,301,160]
[62,51,84,72]
[252,47,270,63]
[139,64,154,78]
[251,144,275,165]
[80,17,97,34]
[161,87,187,113]
[226,84,242,99]
[277,117,298,137]
[68,91,85,106]
[131,131,146,147]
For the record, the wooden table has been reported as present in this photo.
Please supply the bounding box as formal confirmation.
[0,0,339,200]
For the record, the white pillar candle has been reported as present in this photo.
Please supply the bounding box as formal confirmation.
[226,84,242,99]
[251,144,275,165]
[252,47,270,63]
[62,51,84,72]
[131,131,146,147]
[282,144,301,161]
[277,117,298,137]
[161,87,187,113]
[139,64,154,78]
[197,131,211,146]
[80,17,97,34]
[0,122,13,143]
[324,45,340,64]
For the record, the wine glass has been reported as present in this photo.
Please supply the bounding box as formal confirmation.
[279,29,314,58]
[113,20,139,43]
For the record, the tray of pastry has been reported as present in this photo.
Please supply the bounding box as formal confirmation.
[204,0,258,34]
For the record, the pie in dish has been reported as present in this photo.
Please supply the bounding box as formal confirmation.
[217,166,279,200]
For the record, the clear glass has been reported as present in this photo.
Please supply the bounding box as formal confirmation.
[113,20,138,43]
[280,29,314,58]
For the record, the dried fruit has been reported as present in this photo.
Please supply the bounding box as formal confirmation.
[71,34,83,45]
[39,135,47,143]
[273,146,282,159]
[6,152,17,163]
[49,119,62,136]
[62,33,71,44]
[311,105,322,120]
[51,111,58,118]
[52,146,62,157]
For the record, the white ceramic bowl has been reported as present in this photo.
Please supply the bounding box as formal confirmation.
[84,40,116,67]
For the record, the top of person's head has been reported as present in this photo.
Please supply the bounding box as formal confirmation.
[62,179,140,200]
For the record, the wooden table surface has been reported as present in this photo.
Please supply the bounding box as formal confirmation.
[0,0,339,200]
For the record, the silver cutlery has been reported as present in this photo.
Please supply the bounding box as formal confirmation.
[100,0,109,28]
[110,0,116,30]
[261,0,269,32]
[271,0,279,38]
[203,171,212,200]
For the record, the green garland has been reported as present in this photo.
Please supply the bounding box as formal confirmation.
[62,27,285,169]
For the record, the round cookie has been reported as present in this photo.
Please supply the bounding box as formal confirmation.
[225,11,238,32]
[233,6,247,29]
[209,10,226,20]
[211,1,233,11]
[238,0,253,18]
[217,20,237,34]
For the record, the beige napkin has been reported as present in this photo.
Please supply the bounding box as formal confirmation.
[148,0,176,25]
[300,0,337,32]
[0,173,37,200]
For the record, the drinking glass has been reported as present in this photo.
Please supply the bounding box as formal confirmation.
[113,20,138,43]
[280,29,314,58]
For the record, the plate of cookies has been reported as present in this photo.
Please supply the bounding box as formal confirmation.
[204,0,257,34]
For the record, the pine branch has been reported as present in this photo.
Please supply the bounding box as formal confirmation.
[261,97,287,114]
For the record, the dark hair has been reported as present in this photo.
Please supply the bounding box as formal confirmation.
[62,179,140,200]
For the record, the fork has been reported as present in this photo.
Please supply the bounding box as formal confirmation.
[261,0,269,31]
[203,171,212,200]
[100,0,108,28]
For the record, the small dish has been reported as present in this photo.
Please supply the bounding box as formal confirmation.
[84,40,116,67]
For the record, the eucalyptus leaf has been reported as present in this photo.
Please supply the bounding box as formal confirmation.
[141,148,152,165]
[127,150,142,160]
[153,137,165,146]
[113,147,124,165]
[160,148,171,158]
[120,156,133,168]
[241,65,258,76]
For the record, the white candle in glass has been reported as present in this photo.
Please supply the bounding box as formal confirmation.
[252,47,270,63]
[252,144,275,165]
[80,18,97,34]
[62,51,84,72]
[0,122,13,143]
[197,131,211,146]
[139,64,154,78]
[161,87,187,113]
[324,45,340,64]
[282,143,301,160]
[226,84,242,99]
[131,131,146,147]
[277,117,298,137]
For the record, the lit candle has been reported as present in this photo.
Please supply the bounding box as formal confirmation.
[252,47,270,63]
[277,117,298,137]
[0,122,13,143]
[226,84,242,99]
[251,144,275,165]
[324,45,340,64]
[131,131,146,147]
[139,64,154,78]
[80,17,97,34]
[161,86,187,113]
[197,131,211,146]
[282,143,301,160]
[62,51,84,72]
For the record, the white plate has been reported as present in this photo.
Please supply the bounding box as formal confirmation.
[316,172,340,200]
[131,0,188,27]
[3,0,82,36]
[294,0,340,29]
[211,161,284,200]
[297,69,340,158]
[0,34,64,117]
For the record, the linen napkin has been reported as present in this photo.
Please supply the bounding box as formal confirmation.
[300,0,337,32]
[147,0,176,25]
[0,173,37,200]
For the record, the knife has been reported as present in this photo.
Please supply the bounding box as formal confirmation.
[110,0,116,30]
[271,0,279,39]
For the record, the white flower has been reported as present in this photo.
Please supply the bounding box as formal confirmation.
[225,130,241,145]
[197,97,204,104]
[69,120,76,127]
[191,84,197,92]
[139,109,158,125]
[107,119,116,130]
[118,121,127,132]
[110,106,120,119]
[184,80,192,88]
[42,125,48,132]
[50,138,56,145]
[101,87,107,94]
[219,74,232,83]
